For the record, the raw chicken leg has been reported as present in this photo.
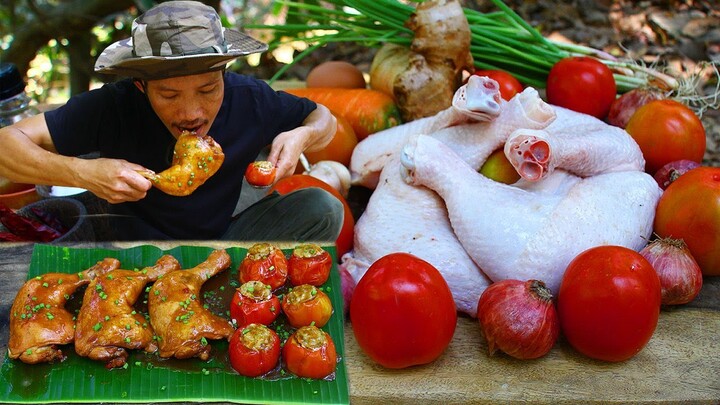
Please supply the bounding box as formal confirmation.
[505,107,644,181]
[350,75,505,189]
[342,83,555,316]
[74,255,181,368]
[148,249,234,359]
[8,258,120,363]
[401,133,661,293]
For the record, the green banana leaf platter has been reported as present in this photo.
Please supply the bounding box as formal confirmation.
[0,244,349,404]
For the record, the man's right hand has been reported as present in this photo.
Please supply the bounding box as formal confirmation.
[80,158,153,204]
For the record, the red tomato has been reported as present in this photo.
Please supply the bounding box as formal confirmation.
[546,56,616,119]
[245,161,277,187]
[228,323,281,377]
[350,253,457,369]
[472,70,524,101]
[268,175,354,258]
[557,245,661,362]
[238,242,288,290]
[282,325,337,379]
[625,99,706,175]
[230,281,281,328]
[654,166,720,276]
[288,243,332,286]
[281,284,333,328]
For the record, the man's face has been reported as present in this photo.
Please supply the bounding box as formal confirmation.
[139,70,224,139]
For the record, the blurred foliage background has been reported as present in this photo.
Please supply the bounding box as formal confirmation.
[0,0,298,104]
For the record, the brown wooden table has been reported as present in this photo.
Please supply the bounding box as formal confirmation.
[1,241,719,404]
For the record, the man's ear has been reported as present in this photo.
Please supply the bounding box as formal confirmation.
[133,79,146,93]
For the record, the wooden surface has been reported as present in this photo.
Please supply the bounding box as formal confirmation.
[1,241,719,404]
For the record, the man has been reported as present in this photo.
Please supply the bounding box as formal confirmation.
[0,1,344,241]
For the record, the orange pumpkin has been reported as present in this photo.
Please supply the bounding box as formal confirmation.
[304,114,358,167]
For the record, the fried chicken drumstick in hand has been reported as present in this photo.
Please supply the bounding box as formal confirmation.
[8,258,120,364]
[138,131,225,196]
[74,255,181,369]
[148,249,235,360]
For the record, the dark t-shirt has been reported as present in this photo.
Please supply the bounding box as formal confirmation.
[45,73,316,240]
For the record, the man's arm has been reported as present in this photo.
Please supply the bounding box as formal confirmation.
[0,114,152,203]
[267,103,337,179]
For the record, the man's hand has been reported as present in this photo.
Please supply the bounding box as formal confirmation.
[80,158,153,204]
[266,104,337,180]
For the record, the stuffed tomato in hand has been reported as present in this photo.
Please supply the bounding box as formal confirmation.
[239,243,288,290]
[281,284,333,328]
[288,243,332,286]
[283,325,337,379]
[229,323,281,377]
[245,160,277,187]
[230,280,281,328]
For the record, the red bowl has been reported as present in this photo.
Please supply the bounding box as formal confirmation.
[0,183,42,209]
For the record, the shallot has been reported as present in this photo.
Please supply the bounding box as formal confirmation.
[476,279,559,360]
[606,88,664,128]
[653,160,701,190]
[640,237,703,305]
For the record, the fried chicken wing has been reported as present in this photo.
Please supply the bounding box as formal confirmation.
[148,249,234,360]
[74,255,181,369]
[8,258,120,364]
[138,131,225,196]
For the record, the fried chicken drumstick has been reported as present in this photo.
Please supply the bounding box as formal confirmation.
[138,131,225,196]
[74,255,181,368]
[148,249,235,359]
[8,258,120,364]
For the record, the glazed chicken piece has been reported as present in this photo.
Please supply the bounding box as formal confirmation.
[148,249,234,359]
[138,131,225,196]
[74,255,181,369]
[8,258,120,364]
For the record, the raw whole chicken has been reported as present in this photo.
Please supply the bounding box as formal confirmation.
[343,76,556,315]
[343,76,662,316]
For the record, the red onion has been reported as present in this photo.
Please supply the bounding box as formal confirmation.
[338,264,356,316]
[606,88,664,128]
[476,279,559,360]
[653,160,701,190]
[640,237,703,305]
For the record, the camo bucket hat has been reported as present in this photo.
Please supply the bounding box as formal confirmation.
[95,0,268,80]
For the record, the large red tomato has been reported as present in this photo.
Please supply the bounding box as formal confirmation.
[557,245,661,362]
[625,99,706,175]
[654,166,720,276]
[350,253,457,369]
[472,70,524,101]
[268,175,354,258]
[546,56,616,119]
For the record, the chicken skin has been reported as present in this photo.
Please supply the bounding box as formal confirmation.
[138,131,225,196]
[8,258,120,364]
[148,249,234,360]
[74,255,181,369]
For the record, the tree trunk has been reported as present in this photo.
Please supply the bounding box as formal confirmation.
[0,0,135,78]
[66,32,93,96]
